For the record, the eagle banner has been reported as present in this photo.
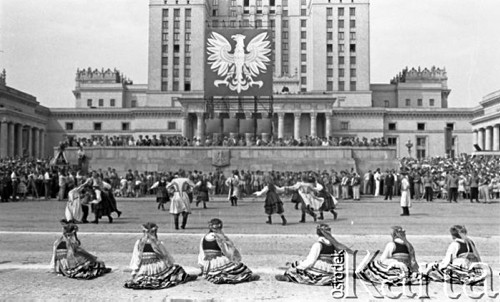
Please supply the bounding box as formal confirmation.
[205,29,273,97]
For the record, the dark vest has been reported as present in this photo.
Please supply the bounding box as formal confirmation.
[202,238,221,251]
[393,242,409,254]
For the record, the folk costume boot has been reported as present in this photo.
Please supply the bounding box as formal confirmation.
[234,198,238,206]
[318,212,324,220]
[174,214,180,230]
[266,216,272,224]
[181,212,189,229]
[294,202,299,210]
[299,213,306,223]
[332,210,338,220]
[281,215,287,226]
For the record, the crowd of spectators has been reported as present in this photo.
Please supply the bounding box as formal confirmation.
[63,135,390,148]
[2,152,499,204]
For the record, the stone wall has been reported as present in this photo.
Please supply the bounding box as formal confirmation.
[59,147,399,175]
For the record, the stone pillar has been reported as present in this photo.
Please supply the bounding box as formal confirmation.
[325,112,332,138]
[494,125,500,151]
[293,113,301,139]
[478,128,484,150]
[26,125,33,158]
[16,124,23,157]
[196,113,205,142]
[485,126,492,151]
[8,122,15,157]
[0,120,8,158]
[34,128,40,158]
[310,112,317,137]
[277,112,285,139]
[181,114,189,137]
[472,130,478,147]
[40,129,45,158]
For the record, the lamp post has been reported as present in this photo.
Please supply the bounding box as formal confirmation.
[406,140,413,157]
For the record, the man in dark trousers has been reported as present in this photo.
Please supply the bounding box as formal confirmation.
[384,169,395,200]
[447,171,459,203]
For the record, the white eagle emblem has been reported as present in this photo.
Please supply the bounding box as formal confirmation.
[207,32,271,93]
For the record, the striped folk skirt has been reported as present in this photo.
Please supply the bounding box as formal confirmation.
[53,249,111,280]
[425,258,487,285]
[356,254,422,286]
[283,259,336,286]
[201,255,253,284]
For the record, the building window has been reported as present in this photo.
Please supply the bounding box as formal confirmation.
[283,43,288,50]
[173,81,179,91]
[110,99,115,107]
[301,9,306,16]
[350,7,355,16]
[341,121,349,130]
[184,82,191,91]
[173,69,179,77]
[327,68,333,77]
[162,69,169,77]
[327,7,333,16]
[339,44,345,53]
[388,123,396,130]
[174,21,180,29]
[416,137,426,159]
[185,33,191,40]
[161,81,168,91]
[350,68,356,77]
[350,20,356,28]
[122,122,130,131]
[282,31,288,39]
[327,32,333,40]
[301,54,306,61]
[327,56,333,64]
[98,99,103,107]
[417,98,423,106]
[338,68,345,77]
[384,100,389,107]
[174,33,180,41]
[387,137,397,146]
[327,81,333,91]
[406,99,411,106]
[417,123,425,131]
[430,98,435,106]
[350,56,356,64]
[339,56,345,65]
[338,7,344,17]
[162,33,168,41]
[350,32,356,40]
[446,123,454,130]
[162,45,168,53]
[87,99,92,107]
[327,20,333,28]
[131,100,137,108]
[301,77,307,85]
[168,121,176,130]
[350,44,356,52]
[301,31,306,39]
[301,43,307,50]
[162,8,169,18]
[327,44,333,52]
[338,81,345,91]
[350,81,356,91]
[94,122,102,131]
[338,32,344,40]
[338,20,344,28]
[185,44,190,53]
[301,65,307,73]
[174,9,180,17]
[65,122,74,131]
[173,57,180,65]
[185,8,191,17]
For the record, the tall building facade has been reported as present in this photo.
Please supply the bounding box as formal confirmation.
[40,0,478,158]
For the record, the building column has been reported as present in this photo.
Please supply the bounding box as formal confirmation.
[325,112,332,138]
[485,126,492,151]
[478,128,484,150]
[181,114,189,138]
[26,125,33,158]
[472,130,478,147]
[494,125,500,151]
[196,113,205,142]
[40,129,45,158]
[16,124,23,157]
[310,112,317,137]
[34,128,40,158]
[277,112,285,139]
[8,122,15,157]
[293,113,301,139]
[0,120,8,158]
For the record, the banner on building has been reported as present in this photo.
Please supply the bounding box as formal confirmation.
[205,29,273,97]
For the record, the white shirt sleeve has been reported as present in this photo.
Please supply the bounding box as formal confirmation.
[297,242,321,269]
[439,241,459,269]
[254,186,269,197]
[150,181,160,189]
[379,242,396,261]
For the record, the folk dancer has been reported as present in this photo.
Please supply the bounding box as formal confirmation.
[285,175,324,223]
[124,222,197,289]
[252,176,287,225]
[194,174,213,209]
[356,226,423,286]
[316,176,338,221]
[424,225,486,285]
[166,174,195,230]
[400,171,411,216]
[150,177,170,211]
[64,184,86,223]
[198,218,260,284]
[275,224,353,285]
[51,220,111,279]
[225,170,241,206]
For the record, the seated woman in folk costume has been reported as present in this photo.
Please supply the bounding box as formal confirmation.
[50,220,111,279]
[424,225,486,285]
[198,218,260,284]
[284,175,324,223]
[356,226,423,286]
[275,224,353,286]
[124,222,197,289]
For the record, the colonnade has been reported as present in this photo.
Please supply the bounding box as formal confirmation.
[0,120,45,158]
[473,126,500,151]
[182,111,333,140]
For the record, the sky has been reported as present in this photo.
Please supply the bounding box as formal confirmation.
[1,0,499,108]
